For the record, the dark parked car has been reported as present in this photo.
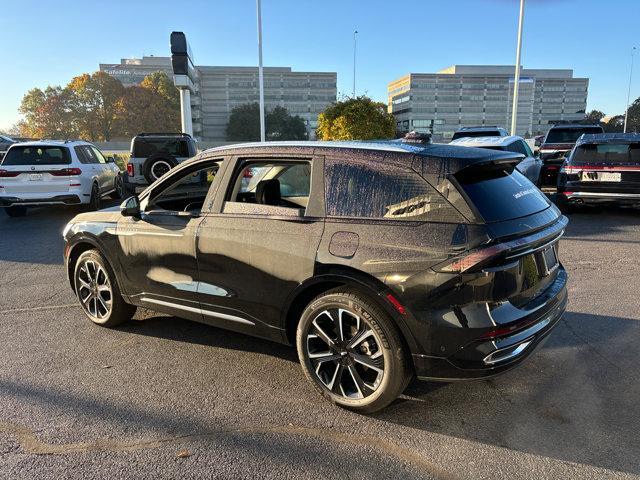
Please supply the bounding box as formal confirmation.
[538,124,604,185]
[63,141,568,412]
[557,133,640,211]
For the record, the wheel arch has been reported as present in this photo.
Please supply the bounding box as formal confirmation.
[66,235,115,293]
[281,264,419,355]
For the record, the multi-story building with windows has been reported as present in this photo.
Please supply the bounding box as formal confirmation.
[388,65,589,141]
[100,56,337,142]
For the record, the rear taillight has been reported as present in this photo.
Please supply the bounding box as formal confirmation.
[0,169,19,177]
[433,244,508,273]
[127,163,134,176]
[51,168,82,176]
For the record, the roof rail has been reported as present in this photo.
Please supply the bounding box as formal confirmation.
[460,125,501,130]
[136,132,192,138]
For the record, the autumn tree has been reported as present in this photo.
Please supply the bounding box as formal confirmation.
[316,96,396,141]
[18,86,78,139]
[68,71,125,141]
[584,110,605,124]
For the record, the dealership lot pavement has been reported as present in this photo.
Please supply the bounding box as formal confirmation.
[0,204,639,479]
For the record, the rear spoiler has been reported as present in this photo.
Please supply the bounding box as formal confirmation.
[454,154,524,174]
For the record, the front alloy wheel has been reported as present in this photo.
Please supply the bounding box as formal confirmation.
[297,289,409,413]
[74,249,136,327]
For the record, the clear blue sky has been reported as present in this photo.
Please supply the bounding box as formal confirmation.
[1,0,638,131]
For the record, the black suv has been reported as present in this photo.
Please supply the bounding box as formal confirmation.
[557,133,640,210]
[124,132,197,192]
[63,141,568,412]
[538,123,604,185]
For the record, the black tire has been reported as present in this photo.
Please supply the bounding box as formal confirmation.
[296,288,409,413]
[73,249,136,327]
[84,183,101,211]
[4,205,27,217]
[143,156,177,184]
[111,175,125,199]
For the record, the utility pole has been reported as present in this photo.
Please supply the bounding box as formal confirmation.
[257,0,265,141]
[510,0,525,136]
[353,30,358,97]
[624,46,636,133]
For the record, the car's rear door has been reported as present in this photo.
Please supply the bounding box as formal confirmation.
[195,154,325,340]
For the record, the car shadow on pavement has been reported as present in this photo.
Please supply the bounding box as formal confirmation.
[375,310,640,475]
[119,313,299,364]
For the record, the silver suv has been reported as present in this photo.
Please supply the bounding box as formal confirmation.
[124,133,197,192]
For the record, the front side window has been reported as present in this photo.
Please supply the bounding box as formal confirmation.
[147,161,222,213]
[325,158,461,222]
[80,146,100,164]
[226,160,311,212]
[91,146,107,164]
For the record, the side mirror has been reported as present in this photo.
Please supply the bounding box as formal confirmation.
[120,196,141,217]
[106,155,115,163]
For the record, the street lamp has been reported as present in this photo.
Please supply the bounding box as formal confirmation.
[353,30,358,97]
[510,0,525,136]
[624,46,637,134]
[256,0,266,142]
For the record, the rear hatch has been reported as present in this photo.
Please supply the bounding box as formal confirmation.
[418,146,565,308]
[562,142,640,194]
[0,145,76,195]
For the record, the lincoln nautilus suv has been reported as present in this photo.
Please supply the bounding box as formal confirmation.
[63,140,568,412]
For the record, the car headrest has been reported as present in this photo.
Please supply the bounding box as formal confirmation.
[255,179,281,206]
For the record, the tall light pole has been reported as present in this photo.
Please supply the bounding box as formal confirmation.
[510,0,525,136]
[624,46,636,133]
[256,0,266,142]
[352,30,358,97]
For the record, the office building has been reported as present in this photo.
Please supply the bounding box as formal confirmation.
[100,56,337,141]
[388,65,589,141]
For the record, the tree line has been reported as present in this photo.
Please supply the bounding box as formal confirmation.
[16,71,180,141]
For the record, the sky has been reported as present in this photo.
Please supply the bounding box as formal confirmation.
[1,0,639,131]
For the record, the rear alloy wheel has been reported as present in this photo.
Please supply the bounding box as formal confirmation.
[111,175,125,199]
[4,206,27,217]
[85,183,100,211]
[74,249,136,327]
[297,289,409,413]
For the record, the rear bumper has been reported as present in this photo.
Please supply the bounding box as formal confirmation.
[413,268,568,381]
[0,194,82,207]
[559,191,640,205]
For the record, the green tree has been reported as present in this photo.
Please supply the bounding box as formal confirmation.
[266,106,308,140]
[226,103,308,141]
[68,71,125,141]
[584,110,605,124]
[603,115,625,133]
[316,96,396,140]
[625,96,640,132]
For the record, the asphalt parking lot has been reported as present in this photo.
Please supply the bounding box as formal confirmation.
[0,202,639,479]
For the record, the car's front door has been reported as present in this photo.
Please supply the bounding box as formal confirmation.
[116,159,224,320]
[195,155,325,340]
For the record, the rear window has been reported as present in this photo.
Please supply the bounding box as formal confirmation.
[452,130,500,140]
[1,146,71,166]
[573,143,640,164]
[456,167,550,223]
[545,127,603,144]
[132,138,190,158]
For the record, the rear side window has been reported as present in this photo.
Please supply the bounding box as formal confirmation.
[2,146,71,166]
[456,168,550,223]
[572,143,640,164]
[325,158,463,222]
[507,140,529,156]
[133,138,190,158]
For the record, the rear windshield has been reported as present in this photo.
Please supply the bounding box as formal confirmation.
[545,127,603,144]
[573,143,640,164]
[132,138,190,158]
[452,130,500,140]
[456,167,550,223]
[1,146,71,166]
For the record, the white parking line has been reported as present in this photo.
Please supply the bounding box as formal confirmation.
[0,303,79,314]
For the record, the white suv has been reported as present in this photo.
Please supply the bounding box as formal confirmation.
[0,140,123,217]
